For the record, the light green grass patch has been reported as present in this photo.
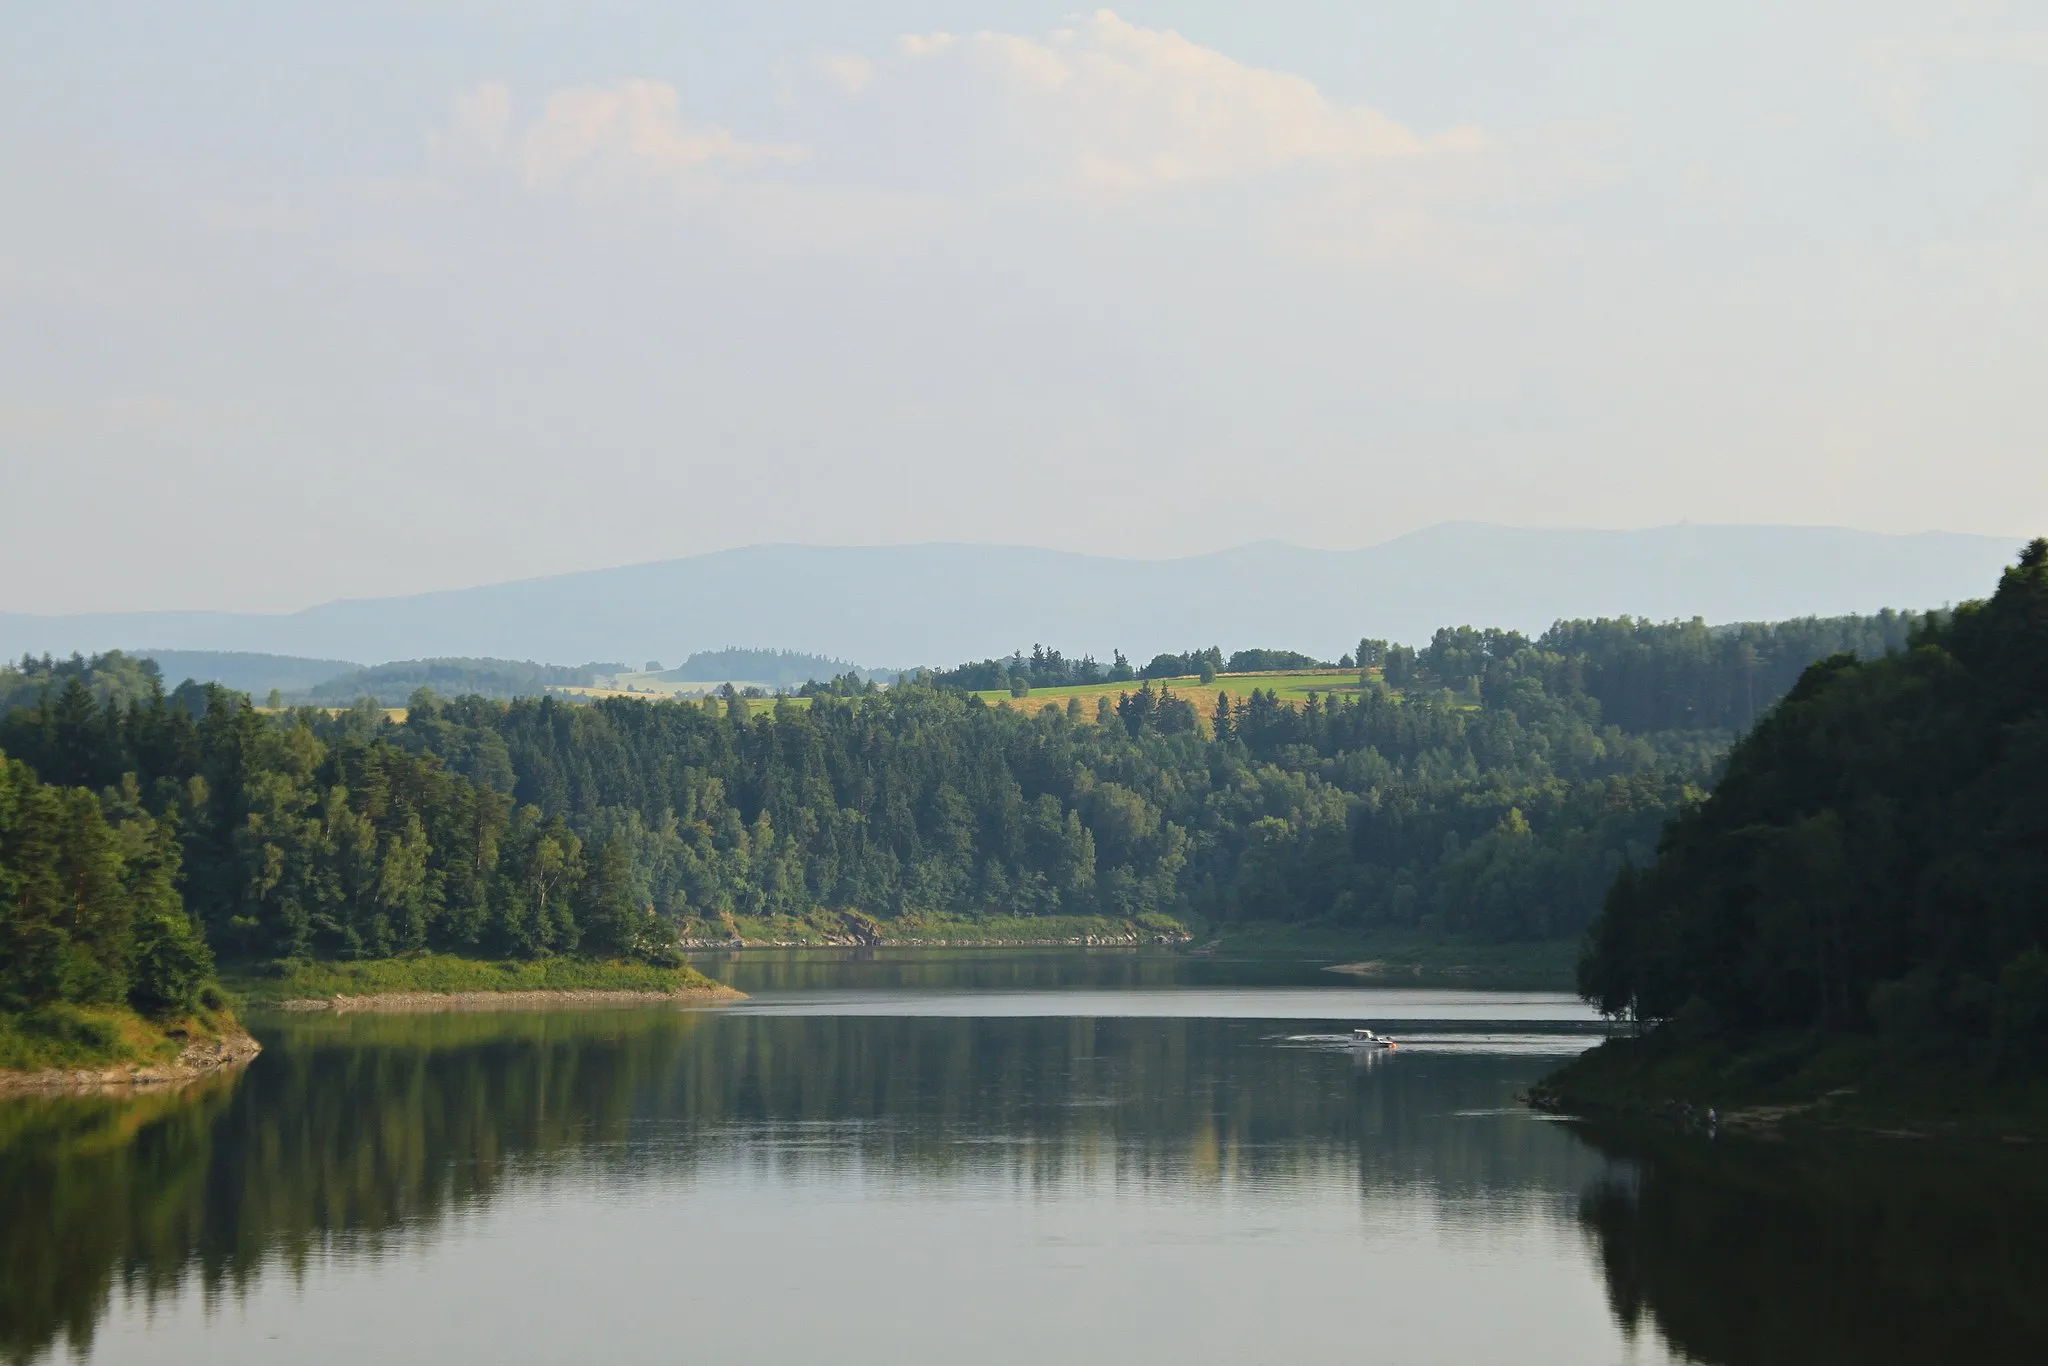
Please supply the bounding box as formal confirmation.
[0,1002,242,1073]
[226,953,725,1004]
[971,669,1380,724]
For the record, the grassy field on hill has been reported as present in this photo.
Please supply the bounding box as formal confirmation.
[972,670,1377,721]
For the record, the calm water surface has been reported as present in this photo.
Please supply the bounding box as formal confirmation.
[5,950,2045,1365]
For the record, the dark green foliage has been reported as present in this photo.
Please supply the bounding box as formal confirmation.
[126,900,215,1016]
[796,671,881,698]
[929,644,1108,691]
[1140,647,1224,680]
[1579,542,2048,1046]
[1534,611,1924,732]
[105,779,214,1014]
[1224,648,1326,673]
[0,753,212,1018]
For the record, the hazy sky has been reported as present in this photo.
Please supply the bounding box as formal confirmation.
[5,2,2045,613]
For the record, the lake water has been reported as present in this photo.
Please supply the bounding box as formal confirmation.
[5,949,2045,1365]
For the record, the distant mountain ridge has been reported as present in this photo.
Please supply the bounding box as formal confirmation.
[297,657,622,706]
[660,648,887,689]
[132,650,362,696]
[0,524,2021,668]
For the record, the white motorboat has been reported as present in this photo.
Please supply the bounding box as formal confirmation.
[1351,1028,1397,1049]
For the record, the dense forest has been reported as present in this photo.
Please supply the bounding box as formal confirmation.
[1579,542,2047,1051]
[0,604,1933,975]
[928,645,1339,691]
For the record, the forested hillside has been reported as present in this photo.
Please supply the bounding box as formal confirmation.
[1578,542,2048,1049]
[0,604,1935,968]
[298,657,615,706]
[137,650,361,697]
[0,651,613,710]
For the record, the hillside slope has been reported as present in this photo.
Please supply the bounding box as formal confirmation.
[1549,539,2048,1131]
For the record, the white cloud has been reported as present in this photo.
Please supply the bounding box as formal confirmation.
[437,80,804,193]
[1855,23,2048,140]
[813,54,873,96]
[867,11,1484,193]
[430,13,1555,277]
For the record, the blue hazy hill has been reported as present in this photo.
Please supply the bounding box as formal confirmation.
[0,524,2021,670]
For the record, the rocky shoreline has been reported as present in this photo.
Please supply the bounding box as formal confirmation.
[275,985,746,1013]
[0,1028,263,1092]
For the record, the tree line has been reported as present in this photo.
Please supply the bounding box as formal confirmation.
[926,645,1339,692]
[300,657,613,707]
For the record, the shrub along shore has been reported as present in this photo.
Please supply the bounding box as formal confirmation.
[0,1001,258,1089]
[1530,1030,2048,1141]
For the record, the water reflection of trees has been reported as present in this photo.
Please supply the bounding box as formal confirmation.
[1575,1126,2048,1366]
[19,1017,2046,1366]
[1,1010,1598,1362]
[0,1080,241,1364]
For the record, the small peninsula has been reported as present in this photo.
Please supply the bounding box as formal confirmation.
[0,750,259,1087]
